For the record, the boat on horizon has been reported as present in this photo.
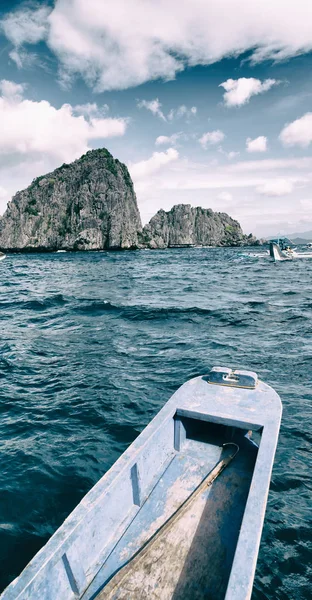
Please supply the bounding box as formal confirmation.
[0,252,6,261]
[1,367,282,600]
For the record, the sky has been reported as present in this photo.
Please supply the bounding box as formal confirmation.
[1,2,312,236]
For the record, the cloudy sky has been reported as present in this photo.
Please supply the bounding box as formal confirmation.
[1,1,312,236]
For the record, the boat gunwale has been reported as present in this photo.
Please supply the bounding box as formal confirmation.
[1,375,282,600]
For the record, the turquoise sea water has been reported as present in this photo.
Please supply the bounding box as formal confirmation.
[0,248,311,598]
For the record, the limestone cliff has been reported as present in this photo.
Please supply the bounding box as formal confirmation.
[140,204,257,248]
[0,150,258,251]
[0,149,142,251]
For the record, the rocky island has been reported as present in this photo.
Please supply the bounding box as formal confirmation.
[0,148,257,251]
[140,204,256,248]
[0,149,142,251]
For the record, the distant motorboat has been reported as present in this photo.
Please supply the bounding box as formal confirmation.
[269,237,294,250]
[270,242,312,262]
[56,250,67,253]
[0,252,6,261]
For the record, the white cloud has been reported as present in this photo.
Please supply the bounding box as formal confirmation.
[0,80,127,164]
[73,102,109,117]
[3,1,312,91]
[300,198,312,211]
[87,118,127,139]
[129,148,179,180]
[0,82,129,214]
[155,133,181,146]
[279,112,312,147]
[199,130,225,149]
[157,158,306,193]
[138,100,197,122]
[256,179,294,196]
[0,79,26,100]
[167,105,197,120]
[220,78,277,107]
[218,147,240,160]
[137,98,166,121]
[9,49,39,69]
[0,185,10,212]
[217,191,233,203]
[132,153,310,231]
[226,157,312,173]
[227,151,240,159]
[246,136,267,153]
[0,5,50,46]
[0,186,8,199]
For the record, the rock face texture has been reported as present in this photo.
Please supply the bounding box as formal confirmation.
[0,149,142,251]
[140,204,257,248]
[0,149,258,251]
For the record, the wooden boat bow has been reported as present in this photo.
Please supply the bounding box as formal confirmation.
[1,368,282,600]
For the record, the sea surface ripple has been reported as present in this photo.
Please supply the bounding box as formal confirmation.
[0,248,311,599]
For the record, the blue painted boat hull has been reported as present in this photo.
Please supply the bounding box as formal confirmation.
[1,368,282,600]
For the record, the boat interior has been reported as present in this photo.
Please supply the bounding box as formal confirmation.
[82,415,261,600]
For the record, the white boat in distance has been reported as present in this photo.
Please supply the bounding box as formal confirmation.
[270,242,312,262]
[0,252,6,261]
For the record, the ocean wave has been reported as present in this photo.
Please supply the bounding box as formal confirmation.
[0,294,67,311]
[0,248,311,599]
[74,300,216,319]
[74,300,253,324]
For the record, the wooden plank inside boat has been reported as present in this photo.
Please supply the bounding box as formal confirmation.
[94,432,257,600]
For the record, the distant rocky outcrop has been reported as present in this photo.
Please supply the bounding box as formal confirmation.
[140,204,258,248]
[0,149,258,252]
[0,149,142,251]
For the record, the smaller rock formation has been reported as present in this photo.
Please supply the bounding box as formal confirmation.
[140,204,257,248]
